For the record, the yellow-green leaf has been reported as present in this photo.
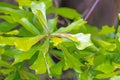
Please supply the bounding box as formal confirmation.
[52,37,64,46]
[0,35,45,51]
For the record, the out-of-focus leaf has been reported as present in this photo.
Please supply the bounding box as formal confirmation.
[94,54,106,66]
[0,35,45,51]
[0,7,33,21]
[79,70,92,80]
[96,70,120,79]
[16,0,52,10]
[16,0,32,7]
[12,44,41,65]
[0,15,14,23]
[71,33,93,50]
[0,2,17,8]
[31,2,48,33]
[40,0,52,10]
[19,69,39,80]
[112,53,120,64]
[110,76,120,80]
[5,73,15,80]
[93,39,116,51]
[19,18,40,35]
[51,60,64,78]
[56,19,86,33]
[0,36,15,45]
[0,69,13,74]
[0,60,11,67]
[0,22,18,32]
[95,60,115,74]
[98,26,115,35]
[0,46,5,55]
[54,8,81,19]
[18,27,34,37]
[48,17,58,33]
[23,71,39,80]
[5,30,19,35]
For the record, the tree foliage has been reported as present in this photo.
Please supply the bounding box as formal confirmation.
[0,0,120,80]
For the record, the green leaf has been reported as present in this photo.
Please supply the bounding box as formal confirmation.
[5,30,19,35]
[93,39,116,51]
[31,2,48,33]
[0,2,17,8]
[40,0,52,10]
[0,69,13,74]
[0,7,33,21]
[94,54,106,66]
[12,44,41,65]
[59,44,82,73]
[0,22,18,32]
[112,53,120,64]
[0,46,5,55]
[0,35,45,51]
[79,70,92,80]
[95,60,115,74]
[30,51,46,74]
[18,27,34,37]
[19,69,39,80]
[51,60,64,78]
[30,39,50,74]
[96,70,120,79]
[18,18,40,35]
[54,8,81,19]
[52,37,64,46]
[98,25,115,35]
[56,19,86,33]
[5,73,16,80]
[48,17,58,33]
[16,0,32,7]
[0,60,11,67]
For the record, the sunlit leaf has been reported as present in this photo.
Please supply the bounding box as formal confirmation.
[71,33,93,50]
[0,35,45,51]
[52,37,64,46]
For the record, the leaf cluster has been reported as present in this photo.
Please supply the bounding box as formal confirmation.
[0,0,120,80]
